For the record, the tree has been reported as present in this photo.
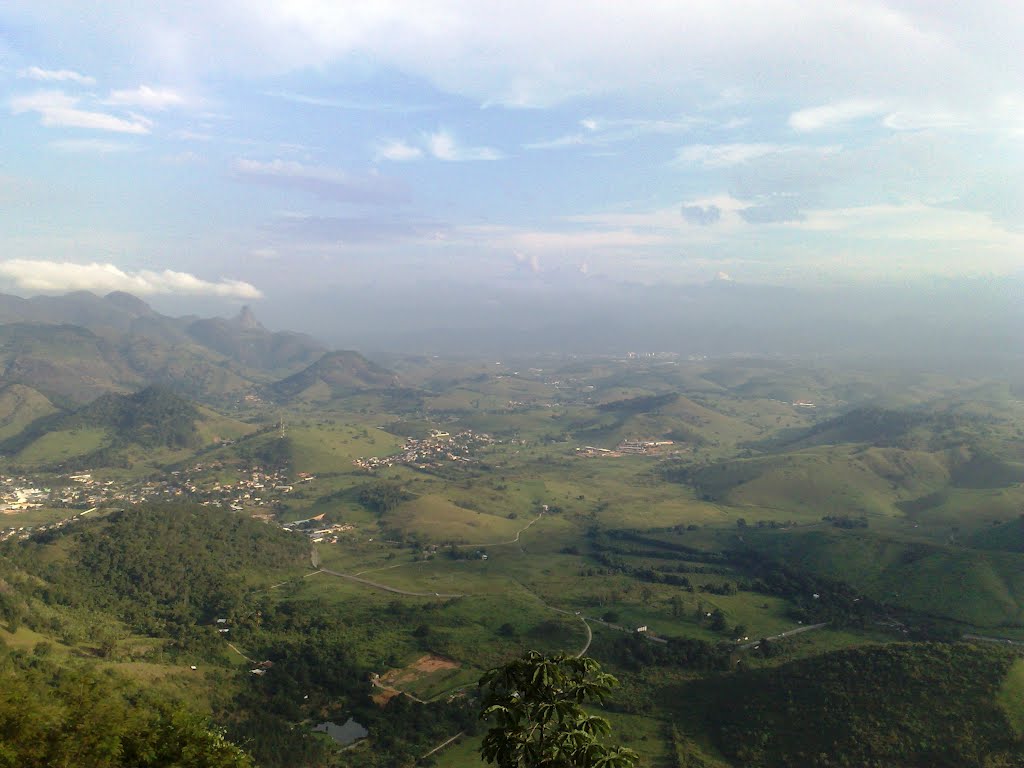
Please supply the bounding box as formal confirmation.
[478,651,639,768]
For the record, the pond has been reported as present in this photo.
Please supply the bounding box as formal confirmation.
[313,717,368,746]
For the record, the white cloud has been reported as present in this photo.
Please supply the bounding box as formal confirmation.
[105,85,187,110]
[425,130,501,161]
[232,158,408,203]
[0,260,262,298]
[788,99,886,132]
[675,143,788,168]
[10,90,152,134]
[18,66,95,85]
[375,138,423,161]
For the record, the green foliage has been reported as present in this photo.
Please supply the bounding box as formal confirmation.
[356,479,413,515]
[683,643,1023,768]
[479,651,639,768]
[0,650,253,768]
[1,386,202,458]
[18,504,308,636]
[597,393,679,415]
[236,434,294,471]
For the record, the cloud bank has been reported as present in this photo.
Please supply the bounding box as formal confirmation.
[0,260,262,299]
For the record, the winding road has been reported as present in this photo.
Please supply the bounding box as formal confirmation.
[738,622,828,649]
[316,567,467,598]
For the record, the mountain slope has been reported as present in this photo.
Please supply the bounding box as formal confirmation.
[675,643,1023,768]
[264,350,398,402]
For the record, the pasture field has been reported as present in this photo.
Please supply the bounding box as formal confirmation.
[287,422,405,472]
[15,426,107,465]
[999,658,1024,737]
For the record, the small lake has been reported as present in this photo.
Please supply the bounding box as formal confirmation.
[313,718,368,746]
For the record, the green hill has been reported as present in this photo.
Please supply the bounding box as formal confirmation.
[1,387,253,469]
[674,643,1023,768]
[0,383,57,441]
[745,528,1024,628]
[971,517,1024,554]
[264,350,397,402]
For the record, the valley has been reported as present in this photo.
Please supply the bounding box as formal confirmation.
[0,293,1023,767]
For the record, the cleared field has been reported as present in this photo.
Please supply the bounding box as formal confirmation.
[385,494,524,542]
[16,427,107,465]
[998,658,1024,737]
[287,423,405,473]
[0,384,56,441]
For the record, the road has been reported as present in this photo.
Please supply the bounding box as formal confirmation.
[964,633,1024,647]
[738,622,827,649]
[317,567,467,598]
[452,511,545,548]
[419,731,465,762]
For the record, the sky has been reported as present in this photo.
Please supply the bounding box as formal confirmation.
[1,1,1023,324]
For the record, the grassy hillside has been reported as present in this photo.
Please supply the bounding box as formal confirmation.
[971,517,1024,553]
[745,528,1024,628]
[2,387,255,470]
[673,643,1023,768]
[265,350,397,402]
[0,383,57,441]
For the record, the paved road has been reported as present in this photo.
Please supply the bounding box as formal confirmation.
[419,731,465,762]
[738,622,828,649]
[317,567,467,598]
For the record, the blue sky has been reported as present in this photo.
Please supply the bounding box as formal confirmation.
[1,1,1023,309]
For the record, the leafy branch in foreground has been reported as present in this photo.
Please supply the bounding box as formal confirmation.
[478,650,638,768]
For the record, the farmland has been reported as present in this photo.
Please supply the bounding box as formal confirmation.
[2,353,1023,766]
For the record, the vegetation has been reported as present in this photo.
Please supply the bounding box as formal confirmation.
[479,651,638,768]
[680,643,1023,768]
[0,649,253,767]
[3,319,1024,767]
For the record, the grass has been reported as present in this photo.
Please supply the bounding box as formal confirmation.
[997,658,1024,738]
[386,495,524,543]
[746,527,1024,628]
[287,422,405,473]
[16,427,107,465]
[0,384,56,441]
[0,506,75,527]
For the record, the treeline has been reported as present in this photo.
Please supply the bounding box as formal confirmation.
[235,434,294,471]
[684,643,1023,767]
[597,632,734,677]
[11,505,308,640]
[597,392,680,414]
[0,386,201,458]
[225,597,479,768]
[0,647,253,767]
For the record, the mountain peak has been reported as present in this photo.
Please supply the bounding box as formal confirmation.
[104,291,154,316]
[235,305,263,330]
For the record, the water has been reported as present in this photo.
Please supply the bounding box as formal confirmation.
[313,718,368,746]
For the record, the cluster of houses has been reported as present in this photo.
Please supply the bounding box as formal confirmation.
[576,438,675,458]
[352,429,495,471]
[0,463,320,542]
[0,478,49,511]
[281,513,355,543]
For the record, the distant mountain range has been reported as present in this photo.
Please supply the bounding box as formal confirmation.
[0,290,397,406]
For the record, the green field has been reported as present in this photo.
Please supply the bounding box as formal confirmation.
[5,354,1024,767]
